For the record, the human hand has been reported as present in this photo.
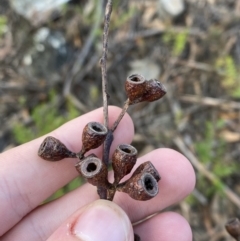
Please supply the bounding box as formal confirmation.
[0,106,195,241]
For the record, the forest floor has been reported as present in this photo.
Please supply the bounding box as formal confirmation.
[0,0,240,240]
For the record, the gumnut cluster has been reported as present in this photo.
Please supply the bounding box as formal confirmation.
[38,74,166,201]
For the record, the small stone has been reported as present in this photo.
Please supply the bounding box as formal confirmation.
[158,0,185,18]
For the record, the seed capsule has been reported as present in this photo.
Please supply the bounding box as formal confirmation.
[75,156,109,188]
[117,172,159,201]
[112,144,137,184]
[81,122,108,155]
[125,74,146,104]
[125,74,166,105]
[144,79,166,102]
[38,136,77,161]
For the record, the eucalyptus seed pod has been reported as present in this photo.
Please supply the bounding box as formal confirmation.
[38,136,77,161]
[75,156,109,188]
[133,161,161,182]
[81,122,108,155]
[125,74,166,105]
[125,74,146,104]
[225,218,240,241]
[112,144,137,184]
[117,172,159,201]
[143,79,166,102]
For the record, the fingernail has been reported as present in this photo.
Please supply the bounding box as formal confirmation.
[73,200,133,241]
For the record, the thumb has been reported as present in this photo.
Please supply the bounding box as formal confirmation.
[47,199,134,241]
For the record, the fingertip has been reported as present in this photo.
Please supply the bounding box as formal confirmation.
[48,200,134,241]
[160,148,196,196]
[134,211,192,241]
[160,212,192,241]
[145,148,196,202]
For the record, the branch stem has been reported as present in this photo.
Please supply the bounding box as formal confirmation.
[111,99,130,132]
[101,0,113,128]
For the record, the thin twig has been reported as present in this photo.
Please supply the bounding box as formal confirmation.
[179,95,240,110]
[170,58,216,73]
[111,99,130,132]
[101,0,113,128]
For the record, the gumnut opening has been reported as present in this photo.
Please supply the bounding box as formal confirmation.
[75,156,109,188]
[225,218,240,240]
[38,136,77,161]
[117,172,159,201]
[81,122,108,156]
[133,161,161,182]
[112,144,137,183]
[125,74,146,104]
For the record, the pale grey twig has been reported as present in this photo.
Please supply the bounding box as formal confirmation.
[100,0,113,128]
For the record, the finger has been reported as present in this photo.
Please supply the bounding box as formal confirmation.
[134,211,192,241]
[47,200,134,241]
[2,148,195,240]
[0,106,134,235]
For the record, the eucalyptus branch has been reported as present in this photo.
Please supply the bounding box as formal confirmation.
[38,2,166,240]
[99,0,113,199]
[100,0,113,128]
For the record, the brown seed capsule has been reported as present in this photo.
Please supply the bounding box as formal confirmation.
[38,136,77,161]
[112,144,137,184]
[133,161,161,182]
[75,156,109,188]
[117,172,159,201]
[81,122,108,155]
[125,74,166,105]
[225,218,240,240]
[144,79,166,102]
[125,74,146,104]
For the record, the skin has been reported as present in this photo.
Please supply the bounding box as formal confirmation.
[0,106,195,241]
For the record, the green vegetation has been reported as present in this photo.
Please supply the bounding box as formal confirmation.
[111,4,136,30]
[13,91,79,144]
[0,15,7,37]
[215,55,240,98]
[163,30,188,56]
[162,29,240,98]
[194,121,238,198]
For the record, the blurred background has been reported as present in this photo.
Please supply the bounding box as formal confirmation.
[0,0,240,240]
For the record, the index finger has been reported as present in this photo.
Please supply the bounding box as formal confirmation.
[0,106,134,236]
